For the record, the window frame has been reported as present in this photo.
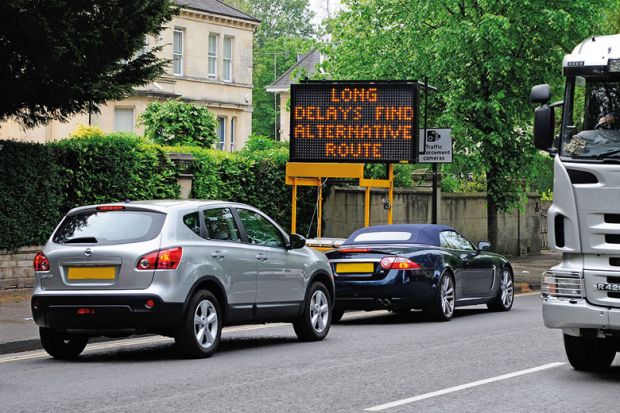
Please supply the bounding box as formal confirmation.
[217,116,226,150]
[199,206,242,243]
[235,207,288,250]
[208,33,218,80]
[230,117,236,152]
[223,36,233,82]
[173,29,184,76]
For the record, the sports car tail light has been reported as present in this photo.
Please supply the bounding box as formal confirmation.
[380,256,421,270]
[137,247,183,270]
[33,252,50,271]
[542,271,583,299]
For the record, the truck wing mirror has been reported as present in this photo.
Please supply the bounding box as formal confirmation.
[534,105,555,151]
[531,84,551,104]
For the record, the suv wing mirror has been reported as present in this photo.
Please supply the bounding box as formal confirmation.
[530,84,550,104]
[288,234,306,249]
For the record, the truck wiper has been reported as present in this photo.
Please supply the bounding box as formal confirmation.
[596,149,620,159]
[63,237,98,244]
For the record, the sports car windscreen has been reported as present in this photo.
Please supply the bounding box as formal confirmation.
[53,210,166,245]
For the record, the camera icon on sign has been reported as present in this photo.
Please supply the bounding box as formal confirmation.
[426,131,440,142]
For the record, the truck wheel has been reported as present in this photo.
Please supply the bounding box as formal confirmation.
[293,281,331,341]
[175,290,222,358]
[39,327,88,360]
[487,267,514,312]
[423,273,455,321]
[563,334,616,371]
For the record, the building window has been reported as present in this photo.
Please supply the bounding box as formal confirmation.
[114,108,134,132]
[217,117,225,150]
[230,117,236,151]
[208,34,218,79]
[173,29,184,76]
[223,36,233,82]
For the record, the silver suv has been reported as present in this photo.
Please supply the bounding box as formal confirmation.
[32,200,334,359]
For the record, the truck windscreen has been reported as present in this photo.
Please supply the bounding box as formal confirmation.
[562,77,620,158]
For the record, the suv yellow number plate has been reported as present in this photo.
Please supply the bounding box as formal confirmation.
[67,267,115,280]
[336,263,374,274]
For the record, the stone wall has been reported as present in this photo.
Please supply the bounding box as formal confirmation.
[322,186,544,256]
[0,246,38,290]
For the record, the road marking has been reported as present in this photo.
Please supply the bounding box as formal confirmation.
[364,362,566,411]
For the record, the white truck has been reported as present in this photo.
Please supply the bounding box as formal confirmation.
[532,34,620,371]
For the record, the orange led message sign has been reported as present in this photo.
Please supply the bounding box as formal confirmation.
[289,82,418,163]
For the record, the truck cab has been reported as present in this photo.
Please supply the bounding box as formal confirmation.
[532,34,620,371]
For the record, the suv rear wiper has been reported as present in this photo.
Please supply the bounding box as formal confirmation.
[63,237,98,244]
[596,149,620,159]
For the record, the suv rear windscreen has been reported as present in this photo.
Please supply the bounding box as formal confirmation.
[53,210,166,245]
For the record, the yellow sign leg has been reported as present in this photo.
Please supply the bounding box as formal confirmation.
[291,179,297,234]
[364,186,371,227]
[317,182,323,238]
[388,164,394,224]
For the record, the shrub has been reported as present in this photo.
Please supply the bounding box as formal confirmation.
[69,124,105,138]
[139,100,218,147]
[0,140,64,249]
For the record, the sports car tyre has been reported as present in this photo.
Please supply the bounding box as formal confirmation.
[487,267,514,312]
[424,273,455,322]
[294,281,331,341]
[40,327,88,360]
[175,289,222,358]
[563,334,616,371]
[332,305,345,323]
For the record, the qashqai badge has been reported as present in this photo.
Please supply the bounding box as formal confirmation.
[84,248,93,257]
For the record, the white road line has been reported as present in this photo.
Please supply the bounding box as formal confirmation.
[364,362,566,411]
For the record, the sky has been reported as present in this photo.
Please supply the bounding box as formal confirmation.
[310,0,343,26]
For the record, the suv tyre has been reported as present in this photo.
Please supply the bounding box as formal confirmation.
[294,281,331,341]
[563,334,616,371]
[175,290,222,358]
[39,327,88,360]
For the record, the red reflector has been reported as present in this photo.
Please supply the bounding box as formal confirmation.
[380,256,421,270]
[137,247,183,270]
[33,252,50,271]
[96,205,125,212]
[77,308,94,315]
[338,248,371,253]
[145,299,155,309]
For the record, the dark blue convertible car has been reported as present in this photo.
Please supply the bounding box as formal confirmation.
[325,224,514,322]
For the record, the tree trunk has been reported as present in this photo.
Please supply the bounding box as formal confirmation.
[486,170,498,251]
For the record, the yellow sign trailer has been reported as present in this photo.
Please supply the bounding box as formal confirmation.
[285,162,394,239]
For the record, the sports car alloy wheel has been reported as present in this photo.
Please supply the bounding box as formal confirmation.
[194,299,218,349]
[500,269,514,308]
[440,276,455,318]
[310,290,329,333]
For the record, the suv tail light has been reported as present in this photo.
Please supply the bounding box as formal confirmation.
[137,247,183,270]
[380,256,421,270]
[33,252,50,271]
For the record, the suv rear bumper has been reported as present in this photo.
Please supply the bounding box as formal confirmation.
[543,297,620,330]
[31,294,184,333]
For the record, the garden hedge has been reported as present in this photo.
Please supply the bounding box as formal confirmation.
[0,134,317,250]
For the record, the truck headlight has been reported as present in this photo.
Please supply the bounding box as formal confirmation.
[542,270,583,299]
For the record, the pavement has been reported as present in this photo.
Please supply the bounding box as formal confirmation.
[2,294,619,413]
[0,251,560,354]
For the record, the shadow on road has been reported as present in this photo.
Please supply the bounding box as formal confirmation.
[339,307,492,326]
[61,335,300,363]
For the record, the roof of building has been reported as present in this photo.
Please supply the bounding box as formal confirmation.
[176,0,259,23]
[266,50,321,93]
[342,224,456,247]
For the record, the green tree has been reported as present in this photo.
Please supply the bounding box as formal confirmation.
[139,100,217,147]
[0,0,174,127]
[226,0,316,138]
[324,0,612,247]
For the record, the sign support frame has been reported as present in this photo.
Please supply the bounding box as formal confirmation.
[286,162,394,237]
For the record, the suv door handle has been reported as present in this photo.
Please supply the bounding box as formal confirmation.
[256,253,268,261]
[211,251,225,260]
